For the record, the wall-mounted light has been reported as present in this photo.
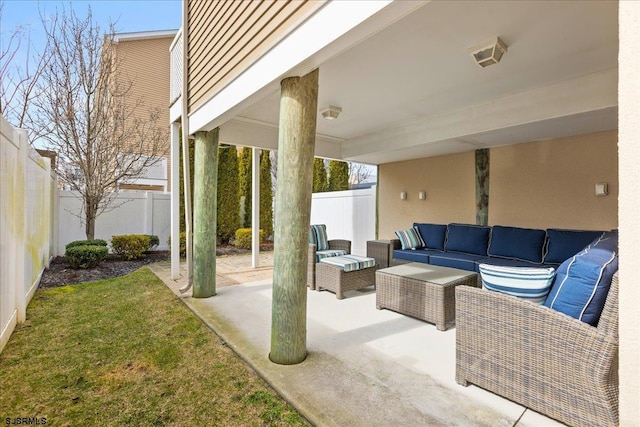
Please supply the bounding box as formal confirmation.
[595,182,608,196]
[418,191,426,200]
[320,105,342,120]
[468,37,508,68]
[400,191,407,200]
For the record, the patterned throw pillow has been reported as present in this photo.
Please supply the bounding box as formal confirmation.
[310,224,329,251]
[479,264,556,304]
[395,228,425,250]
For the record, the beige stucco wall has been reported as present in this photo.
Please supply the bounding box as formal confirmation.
[490,131,618,230]
[378,151,476,239]
[378,130,618,239]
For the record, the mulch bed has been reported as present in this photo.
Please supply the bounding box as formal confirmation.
[39,243,273,289]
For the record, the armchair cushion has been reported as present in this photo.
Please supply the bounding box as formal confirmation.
[478,263,556,304]
[316,249,348,263]
[544,231,618,325]
[310,224,329,251]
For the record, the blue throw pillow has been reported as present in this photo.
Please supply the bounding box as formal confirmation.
[445,223,490,256]
[395,228,424,250]
[543,231,618,325]
[544,229,604,264]
[488,225,546,263]
[310,224,329,251]
[479,264,556,304]
[413,223,447,250]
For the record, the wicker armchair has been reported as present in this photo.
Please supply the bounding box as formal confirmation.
[307,240,351,290]
[455,272,619,427]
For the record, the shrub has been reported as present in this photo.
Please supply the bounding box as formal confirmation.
[234,228,265,249]
[65,245,108,269]
[167,232,187,256]
[65,239,108,251]
[145,235,160,250]
[111,234,151,260]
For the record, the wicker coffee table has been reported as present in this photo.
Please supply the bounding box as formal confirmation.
[376,263,479,330]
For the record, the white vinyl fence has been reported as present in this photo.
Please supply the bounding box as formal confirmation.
[57,191,171,255]
[1,116,54,354]
[310,186,377,255]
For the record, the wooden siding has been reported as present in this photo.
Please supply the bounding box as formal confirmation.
[187,0,327,113]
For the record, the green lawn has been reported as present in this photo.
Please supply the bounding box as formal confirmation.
[0,268,306,426]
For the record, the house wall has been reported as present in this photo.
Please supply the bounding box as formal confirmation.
[378,130,618,238]
[187,0,326,113]
[114,35,173,190]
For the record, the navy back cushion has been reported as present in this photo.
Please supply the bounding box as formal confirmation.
[543,230,618,326]
[445,224,490,256]
[544,229,604,264]
[413,223,447,251]
[488,225,546,263]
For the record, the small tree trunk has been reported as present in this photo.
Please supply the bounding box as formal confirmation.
[270,69,319,365]
[85,198,96,240]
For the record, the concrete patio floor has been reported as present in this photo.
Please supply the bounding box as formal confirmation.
[150,254,565,427]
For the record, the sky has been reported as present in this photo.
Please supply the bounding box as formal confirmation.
[1,0,181,58]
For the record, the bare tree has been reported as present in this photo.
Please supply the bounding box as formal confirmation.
[348,162,374,187]
[33,6,168,239]
[0,2,50,133]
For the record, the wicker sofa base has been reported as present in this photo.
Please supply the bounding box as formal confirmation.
[315,262,376,299]
[376,264,479,331]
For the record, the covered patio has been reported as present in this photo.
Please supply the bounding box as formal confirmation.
[168,1,639,425]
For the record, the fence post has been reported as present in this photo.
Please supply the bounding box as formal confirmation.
[14,129,28,323]
[144,192,154,235]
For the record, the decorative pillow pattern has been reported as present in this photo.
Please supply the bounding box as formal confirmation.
[310,224,329,251]
[395,228,424,250]
[445,224,490,255]
[488,225,546,263]
[544,231,618,325]
[479,264,556,304]
[413,223,447,250]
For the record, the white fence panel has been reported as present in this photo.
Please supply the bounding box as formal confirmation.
[310,186,376,255]
[57,191,171,254]
[1,116,53,354]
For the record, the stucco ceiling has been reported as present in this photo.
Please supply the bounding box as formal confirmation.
[231,0,618,165]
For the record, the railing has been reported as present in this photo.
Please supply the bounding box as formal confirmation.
[169,28,183,107]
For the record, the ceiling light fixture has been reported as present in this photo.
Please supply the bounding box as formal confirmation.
[320,105,342,120]
[468,37,508,68]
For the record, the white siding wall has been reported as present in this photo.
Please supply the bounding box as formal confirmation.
[1,116,53,353]
[310,186,376,255]
[57,191,171,254]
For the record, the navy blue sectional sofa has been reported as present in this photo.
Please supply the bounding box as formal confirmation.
[391,223,603,272]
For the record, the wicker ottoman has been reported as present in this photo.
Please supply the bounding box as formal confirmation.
[316,255,377,299]
[376,263,479,330]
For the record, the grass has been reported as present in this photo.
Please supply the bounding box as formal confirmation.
[0,268,307,426]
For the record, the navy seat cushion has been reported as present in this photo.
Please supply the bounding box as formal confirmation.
[488,225,546,263]
[544,229,604,264]
[413,223,447,251]
[428,252,484,272]
[445,224,490,256]
[393,248,441,264]
[543,230,618,325]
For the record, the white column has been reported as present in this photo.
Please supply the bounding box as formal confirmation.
[251,147,260,268]
[15,129,27,323]
[170,122,181,279]
[619,2,640,424]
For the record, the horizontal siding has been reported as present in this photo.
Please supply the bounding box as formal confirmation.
[187,0,327,113]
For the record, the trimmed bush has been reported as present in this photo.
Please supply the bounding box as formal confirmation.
[145,235,160,250]
[167,232,187,256]
[65,245,108,269]
[111,234,151,260]
[234,228,265,249]
[65,239,108,251]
